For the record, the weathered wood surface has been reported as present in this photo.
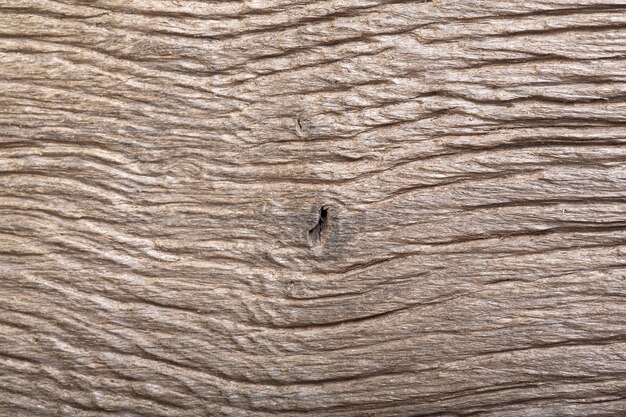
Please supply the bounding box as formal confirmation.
[1,0,626,416]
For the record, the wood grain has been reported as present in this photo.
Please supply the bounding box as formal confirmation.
[1,0,626,416]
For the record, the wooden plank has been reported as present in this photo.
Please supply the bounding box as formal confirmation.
[1,0,625,415]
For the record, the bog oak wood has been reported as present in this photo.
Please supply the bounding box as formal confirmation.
[1,0,626,416]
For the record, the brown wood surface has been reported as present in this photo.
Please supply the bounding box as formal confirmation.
[1,1,626,416]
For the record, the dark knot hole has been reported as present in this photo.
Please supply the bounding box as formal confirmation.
[308,206,329,245]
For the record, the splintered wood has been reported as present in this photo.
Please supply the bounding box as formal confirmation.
[1,1,625,416]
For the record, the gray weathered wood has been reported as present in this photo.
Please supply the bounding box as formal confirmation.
[1,0,626,415]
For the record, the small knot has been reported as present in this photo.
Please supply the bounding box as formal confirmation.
[308,206,329,246]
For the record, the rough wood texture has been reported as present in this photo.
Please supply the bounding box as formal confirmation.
[1,1,626,416]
